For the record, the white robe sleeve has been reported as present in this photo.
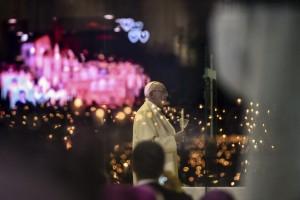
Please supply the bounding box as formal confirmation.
[153,134,177,153]
[133,111,177,153]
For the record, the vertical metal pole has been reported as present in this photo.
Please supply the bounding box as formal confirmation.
[209,54,214,138]
[203,53,216,191]
[203,55,216,138]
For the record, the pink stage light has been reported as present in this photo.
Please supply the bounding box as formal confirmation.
[104,14,114,20]
[8,18,17,24]
[1,35,149,108]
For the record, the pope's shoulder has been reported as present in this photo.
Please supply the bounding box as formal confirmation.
[134,101,154,122]
[136,101,151,114]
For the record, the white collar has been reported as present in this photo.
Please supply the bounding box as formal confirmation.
[145,100,162,112]
[136,179,157,186]
[136,179,165,200]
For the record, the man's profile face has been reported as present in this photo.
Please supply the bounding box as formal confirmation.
[149,85,168,108]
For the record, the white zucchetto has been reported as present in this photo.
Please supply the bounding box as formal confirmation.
[144,81,165,97]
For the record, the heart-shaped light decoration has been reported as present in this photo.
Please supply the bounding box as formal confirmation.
[132,21,144,30]
[139,30,150,43]
[128,29,141,43]
[116,18,134,32]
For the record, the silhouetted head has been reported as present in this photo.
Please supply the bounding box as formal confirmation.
[18,90,27,102]
[132,141,165,180]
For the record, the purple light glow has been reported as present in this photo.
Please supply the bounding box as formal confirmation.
[1,35,149,108]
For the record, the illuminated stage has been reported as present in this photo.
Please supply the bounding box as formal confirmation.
[1,35,149,109]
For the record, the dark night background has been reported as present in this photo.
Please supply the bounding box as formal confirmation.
[0,0,240,110]
[0,0,258,194]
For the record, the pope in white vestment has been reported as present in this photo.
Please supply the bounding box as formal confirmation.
[133,81,185,184]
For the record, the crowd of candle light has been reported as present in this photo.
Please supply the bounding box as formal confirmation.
[0,97,274,186]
